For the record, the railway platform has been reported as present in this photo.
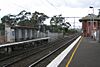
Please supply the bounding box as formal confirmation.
[59,37,100,67]
[47,36,100,67]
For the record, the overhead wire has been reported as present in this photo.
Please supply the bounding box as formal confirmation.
[44,0,62,14]
[12,2,30,11]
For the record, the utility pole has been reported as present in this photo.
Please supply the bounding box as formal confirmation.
[64,17,81,29]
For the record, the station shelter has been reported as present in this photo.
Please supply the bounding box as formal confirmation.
[79,13,100,42]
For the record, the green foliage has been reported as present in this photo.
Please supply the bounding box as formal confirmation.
[1,10,49,28]
[17,19,32,26]
[50,15,63,32]
[67,29,78,34]
[1,10,72,33]
[30,11,49,30]
[50,15,71,33]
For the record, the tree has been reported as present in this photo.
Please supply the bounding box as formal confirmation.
[1,10,49,32]
[17,10,31,26]
[30,11,39,27]
[61,22,71,33]
[1,14,17,26]
[1,10,32,27]
[50,15,65,32]
[30,11,49,31]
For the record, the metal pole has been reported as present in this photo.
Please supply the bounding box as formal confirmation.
[89,6,94,39]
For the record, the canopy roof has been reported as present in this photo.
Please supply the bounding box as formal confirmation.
[79,14,100,22]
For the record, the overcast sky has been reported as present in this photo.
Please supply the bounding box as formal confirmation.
[0,0,100,28]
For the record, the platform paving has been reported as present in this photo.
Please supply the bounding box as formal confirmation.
[59,37,100,67]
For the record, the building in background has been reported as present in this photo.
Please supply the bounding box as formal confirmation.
[79,11,100,42]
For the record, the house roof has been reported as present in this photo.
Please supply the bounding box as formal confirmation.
[79,14,100,22]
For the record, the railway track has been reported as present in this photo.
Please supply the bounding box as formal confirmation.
[29,35,79,67]
[0,34,80,67]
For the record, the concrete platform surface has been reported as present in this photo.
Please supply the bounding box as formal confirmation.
[59,37,100,67]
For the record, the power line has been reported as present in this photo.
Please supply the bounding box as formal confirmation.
[44,0,62,13]
[12,2,30,11]
[46,0,56,8]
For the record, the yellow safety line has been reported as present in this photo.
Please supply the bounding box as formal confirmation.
[66,37,83,67]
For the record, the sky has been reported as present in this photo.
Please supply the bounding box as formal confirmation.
[0,0,100,28]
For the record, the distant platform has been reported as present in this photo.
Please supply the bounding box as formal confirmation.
[0,37,50,48]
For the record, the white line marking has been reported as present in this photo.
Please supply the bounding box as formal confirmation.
[0,37,50,47]
[46,36,81,67]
